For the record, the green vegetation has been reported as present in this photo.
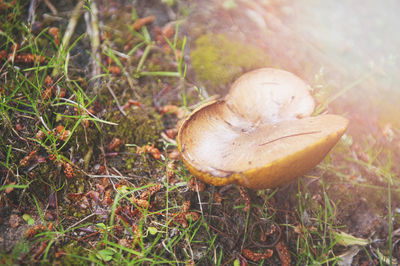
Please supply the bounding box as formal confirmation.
[190,33,270,90]
[107,108,164,146]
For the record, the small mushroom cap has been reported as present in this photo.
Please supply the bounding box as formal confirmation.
[178,68,349,189]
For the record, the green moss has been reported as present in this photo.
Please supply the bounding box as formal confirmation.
[125,150,136,170]
[60,243,90,265]
[190,34,270,91]
[60,117,100,157]
[107,107,164,146]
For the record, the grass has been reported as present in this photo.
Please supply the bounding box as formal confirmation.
[0,0,399,265]
[294,177,342,264]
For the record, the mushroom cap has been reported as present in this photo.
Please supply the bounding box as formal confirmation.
[226,68,315,124]
[178,68,349,189]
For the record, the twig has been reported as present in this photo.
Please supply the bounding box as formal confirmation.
[111,167,124,177]
[108,49,130,59]
[65,213,97,232]
[58,97,118,125]
[87,174,131,179]
[125,69,141,100]
[196,183,203,215]
[55,191,60,226]
[77,231,100,242]
[43,0,58,15]
[88,0,102,93]
[103,162,116,192]
[42,13,63,23]
[27,0,37,25]
[86,173,144,181]
[61,0,85,51]
[52,0,85,76]
[39,116,51,131]
[106,83,127,116]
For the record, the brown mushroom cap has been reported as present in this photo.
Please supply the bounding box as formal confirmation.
[178,68,349,189]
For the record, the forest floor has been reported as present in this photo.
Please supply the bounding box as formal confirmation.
[0,0,400,265]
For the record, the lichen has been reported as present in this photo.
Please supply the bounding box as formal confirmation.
[190,34,270,91]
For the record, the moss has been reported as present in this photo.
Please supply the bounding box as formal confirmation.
[107,107,164,146]
[190,34,270,91]
[60,243,90,265]
[125,150,137,170]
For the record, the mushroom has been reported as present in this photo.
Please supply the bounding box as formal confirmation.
[177,68,349,189]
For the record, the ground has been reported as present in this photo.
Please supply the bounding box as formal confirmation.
[0,0,399,265]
